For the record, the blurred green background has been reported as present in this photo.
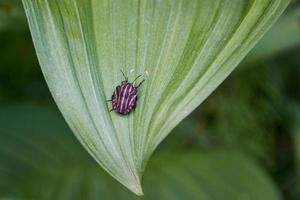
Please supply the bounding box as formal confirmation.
[0,1,300,199]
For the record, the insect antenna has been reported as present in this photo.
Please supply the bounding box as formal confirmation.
[136,79,145,88]
[120,70,128,82]
[132,75,142,84]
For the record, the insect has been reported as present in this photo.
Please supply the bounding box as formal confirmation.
[108,70,145,115]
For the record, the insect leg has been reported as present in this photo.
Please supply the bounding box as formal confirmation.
[109,108,114,112]
[133,96,138,110]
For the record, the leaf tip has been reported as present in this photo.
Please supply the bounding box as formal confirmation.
[129,178,144,196]
[136,190,144,197]
[121,173,144,196]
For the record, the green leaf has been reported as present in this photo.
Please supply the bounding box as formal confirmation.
[243,5,300,65]
[21,0,289,194]
[0,104,281,199]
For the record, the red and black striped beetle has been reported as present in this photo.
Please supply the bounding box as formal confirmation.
[108,70,144,115]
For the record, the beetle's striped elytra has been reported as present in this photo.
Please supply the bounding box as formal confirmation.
[108,70,145,115]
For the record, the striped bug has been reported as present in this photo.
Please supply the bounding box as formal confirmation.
[108,70,145,115]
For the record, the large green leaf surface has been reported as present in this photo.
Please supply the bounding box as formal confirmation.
[243,5,300,65]
[0,105,280,199]
[22,0,289,194]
